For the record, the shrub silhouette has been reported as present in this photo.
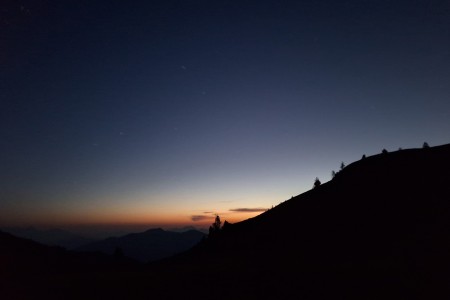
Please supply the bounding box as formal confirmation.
[340,162,345,170]
[331,170,336,179]
[423,142,430,148]
[313,177,321,188]
[382,148,388,154]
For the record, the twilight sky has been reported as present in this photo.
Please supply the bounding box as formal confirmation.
[1,0,450,233]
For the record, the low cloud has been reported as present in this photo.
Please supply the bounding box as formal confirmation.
[191,215,214,222]
[229,208,267,213]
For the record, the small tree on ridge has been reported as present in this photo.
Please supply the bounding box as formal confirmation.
[209,215,222,238]
[314,177,321,188]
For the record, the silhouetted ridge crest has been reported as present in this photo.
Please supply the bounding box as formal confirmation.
[144,228,165,233]
[158,143,450,298]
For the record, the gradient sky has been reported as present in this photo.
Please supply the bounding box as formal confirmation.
[1,0,450,233]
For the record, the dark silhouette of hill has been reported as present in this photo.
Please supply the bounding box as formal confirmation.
[0,230,139,299]
[76,228,205,262]
[3,143,450,299]
[1,226,96,249]
[146,143,450,299]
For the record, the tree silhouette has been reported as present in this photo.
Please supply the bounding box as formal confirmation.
[340,162,345,170]
[209,215,222,238]
[331,170,336,179]
[314,177,321,188]
[423,142,430,148]
[222,220,231,231]
[382,148,388,154]
[361,154,366,159]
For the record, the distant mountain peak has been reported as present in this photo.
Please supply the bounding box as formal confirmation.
[144,228,165,233]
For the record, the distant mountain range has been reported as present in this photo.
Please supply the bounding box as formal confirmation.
[76,228,205,262]
[2,143,450,299]
[2,226,206,262]
[1,227,96,249]
[169,225,208,233]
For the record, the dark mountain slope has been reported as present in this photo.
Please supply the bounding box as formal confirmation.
[0,231,139,300]
[77,228,205,262]
[150,144,450,299]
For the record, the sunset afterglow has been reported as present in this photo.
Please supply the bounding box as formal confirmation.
[1,1,449,236]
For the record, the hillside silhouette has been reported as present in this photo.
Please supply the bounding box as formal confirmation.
[149,143,450,299]
[2,143,450,299]
[0,230,138,299]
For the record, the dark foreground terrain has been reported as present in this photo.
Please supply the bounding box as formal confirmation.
[2,144,450,299]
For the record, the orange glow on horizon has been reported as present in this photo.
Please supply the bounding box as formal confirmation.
[0,208,266,229]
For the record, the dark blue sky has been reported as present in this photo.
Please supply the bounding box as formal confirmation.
[1,0,450,230]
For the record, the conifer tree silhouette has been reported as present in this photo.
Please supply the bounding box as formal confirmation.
[209,215,222,238]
